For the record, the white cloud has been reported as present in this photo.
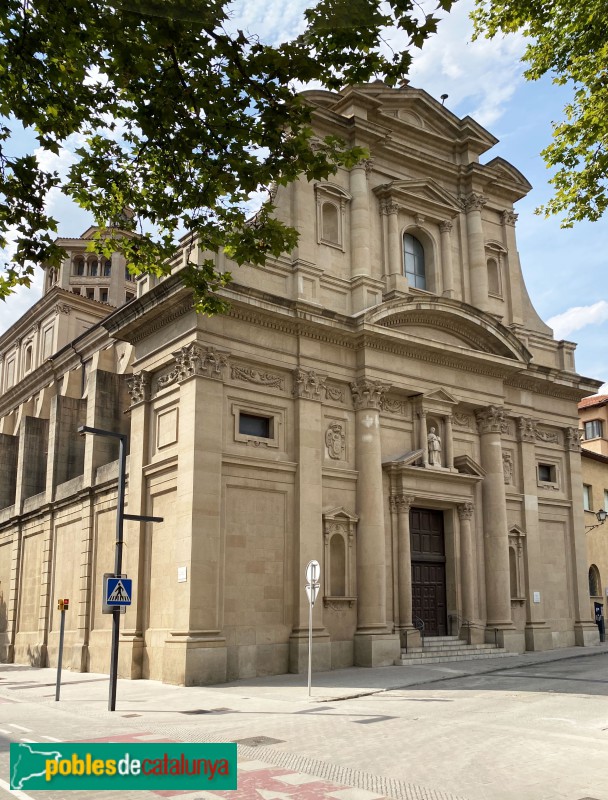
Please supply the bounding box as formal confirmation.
[547,301,608,340]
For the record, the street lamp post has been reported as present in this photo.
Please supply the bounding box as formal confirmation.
[77,425,163,711]
[585,508,608,532]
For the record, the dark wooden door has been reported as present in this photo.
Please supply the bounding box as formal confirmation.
[410,508,447,636]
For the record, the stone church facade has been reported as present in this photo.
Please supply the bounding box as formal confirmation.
[0,83,601,685]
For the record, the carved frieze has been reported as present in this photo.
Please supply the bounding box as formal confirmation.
[350,379,391,410]
[535,428,560,445]
[324,384,345,403]
[126,370,150,405]
[231,364,284,390]
[380,395,408,415]
[460,192,487,213]
[156,344,229,391]
[453,412,471,429]
[457,502,474,521]
[565,426,582,451]
[517,416,537,443]
[325,421,346,460]
[476,406,509,435]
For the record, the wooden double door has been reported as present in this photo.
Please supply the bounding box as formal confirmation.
[410,508,447,636]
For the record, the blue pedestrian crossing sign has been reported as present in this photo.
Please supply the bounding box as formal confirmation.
[105,577,132,606]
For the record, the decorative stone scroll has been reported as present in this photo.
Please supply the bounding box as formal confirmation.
[453,412,471,429]
[350,379,391,411]
[380,395,408,415]
[475,405,509,435]
[565,426,582,451]
[460,192,487,213]
[535,428,560,444]
[325,421,346,460]
[157,344,229,390]
[231,364,284,390]
[126,370,150,406]
[517,416,537,443]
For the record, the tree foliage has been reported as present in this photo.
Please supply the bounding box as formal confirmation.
[0,0,451,310]
[472,0,608,227]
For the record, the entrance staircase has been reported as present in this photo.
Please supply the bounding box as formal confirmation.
[394,635,513,666]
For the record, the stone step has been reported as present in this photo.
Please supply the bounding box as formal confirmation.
[397,647,507,660]
[402,642,501,654]
[395,649,512,666]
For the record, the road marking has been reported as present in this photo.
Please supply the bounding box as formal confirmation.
[0,727,11,734]
[19,738,36,743]
[40,735,62,742]
[8,724,32,732]
[0,776,37,800]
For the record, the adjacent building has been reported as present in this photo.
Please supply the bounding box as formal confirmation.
[0,83,601,686]
[579,394,608,620]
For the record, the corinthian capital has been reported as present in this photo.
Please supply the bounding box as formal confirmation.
[501,210,518,226]
[517,416,537,443]
[293,367,326,400]
[460,192,487,213]
[565,426,582,451]
[394,493,416,513]
[350,378,391,410]
[457,502,474,521]
[126,370,150,406]
[439,220,453,234]
[475,405,509,435]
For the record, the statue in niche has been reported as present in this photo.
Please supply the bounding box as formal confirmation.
[325,421,345,460]
[427,427,442,467]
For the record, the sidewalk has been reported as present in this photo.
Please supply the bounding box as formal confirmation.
[2,644,608,800]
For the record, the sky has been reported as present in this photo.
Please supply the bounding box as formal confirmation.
[1,0,607,391]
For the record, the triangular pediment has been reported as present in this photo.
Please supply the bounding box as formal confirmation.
[323,506,359,523]
[374,178,461,218]
[509,525,527,538]
[454,454,486,478]
[425,388,458,405]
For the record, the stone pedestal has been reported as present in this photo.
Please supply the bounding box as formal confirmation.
[354,632,400,667]
[289,630,332,674]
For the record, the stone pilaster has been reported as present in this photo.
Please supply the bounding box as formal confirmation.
[440,220,455,298]
[418,411,429,467]
[445,413,454,469]
[289,368,331,674]
[500,210,524,325]
[476,406,522,651]
[516,417,553,651]
[350,161,372,279]
[351,378,399,666]
[164,344,230,685]
[395,494,416,636]
[457,502,477,626]
[462,193,489,311]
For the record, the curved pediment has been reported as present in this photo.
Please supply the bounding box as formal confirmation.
[364,298,531,363]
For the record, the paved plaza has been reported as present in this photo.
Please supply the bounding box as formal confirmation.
[1,645,608,800]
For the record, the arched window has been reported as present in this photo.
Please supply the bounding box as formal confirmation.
[589,564,601,597]
[89,259,98,277]
[487,257,501,295]
[103,260,112,276]
[75,258,85,276]
[404,233,426,290]
[321,202,339,244]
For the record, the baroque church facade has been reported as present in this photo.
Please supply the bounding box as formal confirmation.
[0,83,601,685]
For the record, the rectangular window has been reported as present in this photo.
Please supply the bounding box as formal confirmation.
[584,420,603,439]
[538,464,555,483]
[239,412,271,438]
[583,484,592,511]
[86,288,95,300]
[100,289,108,303]
[604,490,608,513]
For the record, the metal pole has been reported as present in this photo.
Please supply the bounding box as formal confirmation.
[308,594,313,697]
[108,434,127,712]
[55,607,66,701]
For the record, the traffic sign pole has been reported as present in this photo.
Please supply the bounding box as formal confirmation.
[55,599,69,701]
[305,560,320,697]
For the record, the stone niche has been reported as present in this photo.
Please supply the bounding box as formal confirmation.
[413,389,458,471]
